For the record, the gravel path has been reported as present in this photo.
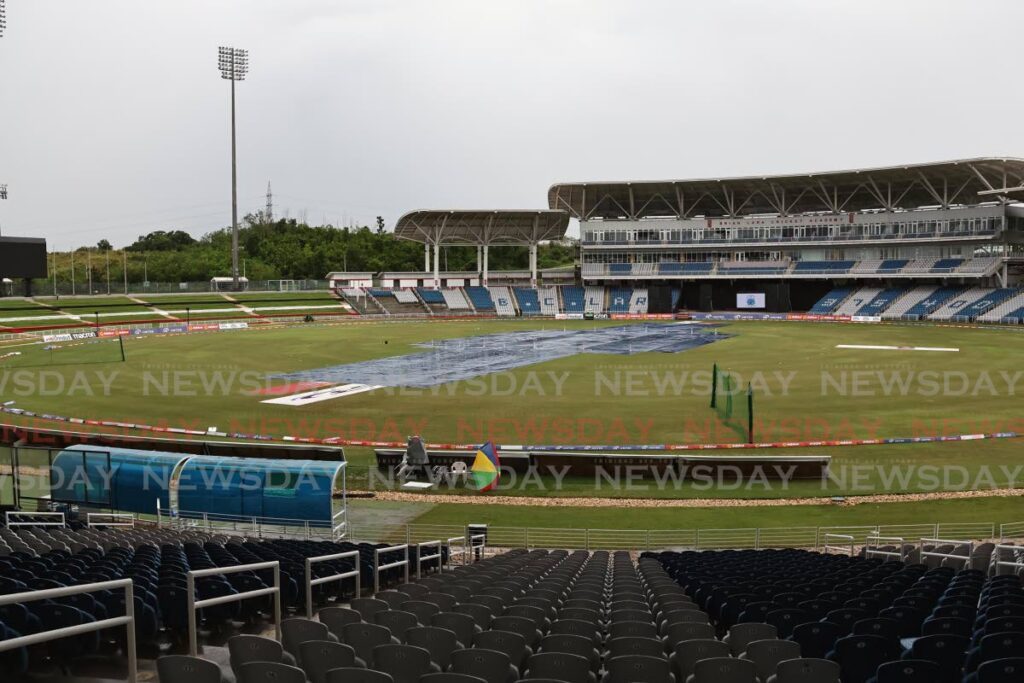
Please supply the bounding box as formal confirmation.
[353,487,1024,508]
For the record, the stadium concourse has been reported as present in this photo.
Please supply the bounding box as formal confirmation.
[1,515,1024,683]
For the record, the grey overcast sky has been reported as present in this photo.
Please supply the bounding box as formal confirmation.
[1,0,1022,250]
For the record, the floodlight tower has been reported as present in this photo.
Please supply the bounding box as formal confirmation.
[0,0,7,37]
[218,46,248,290]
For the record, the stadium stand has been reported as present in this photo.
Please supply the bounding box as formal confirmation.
[488,286,518,316]
[793,260,856,274]
[416,288,446,306]
[373,289,428,314]
[514,288,542,315]
[931,258,965,273]
[856,288,906,317]
[880,285,939,320]
[957,256,1002,275]
[928,287,992,321]
[607,287,632,313]
[608,263,632,275]
[393,289,420,305]
[658,262,715,276]
[902,286,962,319]
[462,286,495,311]
[537,286,560,315]
[629,288,649,314]
[834,286,884,317]
[561,286,586,314]
[949,288,1020,322]
[441,289,471,311]
[718,261,790,276]
[808,287,854,315]
[584,286,605,314]
[339,288,381,315]
[977,289,1024,323]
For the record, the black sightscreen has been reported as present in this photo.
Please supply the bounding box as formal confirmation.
[0,237,47,278]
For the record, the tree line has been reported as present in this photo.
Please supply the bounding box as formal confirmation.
[39,218,579,289]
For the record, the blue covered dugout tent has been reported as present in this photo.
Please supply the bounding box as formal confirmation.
[50,445,188,515]
[177,456,345,527]
[49,445,346,529]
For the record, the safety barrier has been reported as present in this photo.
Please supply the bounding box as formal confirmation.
[86,512,136,528]
[373,544,410,594]
[920,538,973,569]
[187,560,281,655]
[445,536,470,567]
[4,510,65,528]
[823,533,855,556]
[993,544,1024,576]
[469,533,487,562]
[999,521,1024,540]
[0,579,137,683]
[304,550,361,619]
[864,535,912,561]
[158,506,343,541]
[416,540,443,579]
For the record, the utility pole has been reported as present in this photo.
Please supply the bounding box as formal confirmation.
[266,181,273,223]
[218,46,249,291]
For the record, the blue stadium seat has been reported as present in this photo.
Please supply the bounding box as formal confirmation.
[560,286,585,313]
[809,287,854,314]
[903,287,960,318]
[416,288,445,304]
[930,258,964,273]
[514,288,541,315]
[857,288,907,316]
[607,288,632,313]
[463,286,495,311]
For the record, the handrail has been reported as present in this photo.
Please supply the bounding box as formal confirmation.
[993,544,1024,576]
[416,540,443,579]
[920,537,973,568]
[469,533,487,562]
[86,512,136,528]
[446,535,468,568]
[5,510,66,528]
[373,544,410,593]
[0,578,136,683]
[864,535,912,561]
[187,560,281,655]
[823,533,855,556]
[304,550,361,619]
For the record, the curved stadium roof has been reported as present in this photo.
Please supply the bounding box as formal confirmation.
[548,157,1024,220]
[394,209,570,245]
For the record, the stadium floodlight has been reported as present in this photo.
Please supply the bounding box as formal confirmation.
[0,184,7,200]
[0,0,7,37]
[218,46,248,290]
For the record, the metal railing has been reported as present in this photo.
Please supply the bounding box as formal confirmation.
[0,579,137,683]
[1000,522,1024,540]
[416,540,443,579]
[920,538,973,569]
[159,507,343,541]
[304,550,361,619]
[4,510,65,527]
[86,512,136,528]
[864,535,912,561]
[373,544,410,594]
[187,561,281,655]
[993,544,1024,576]
[445,536,470,568]
[823,534,855,556]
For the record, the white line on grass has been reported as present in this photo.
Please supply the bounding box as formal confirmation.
[835,344,959,352]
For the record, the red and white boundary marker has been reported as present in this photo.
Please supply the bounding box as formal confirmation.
[0,402,1018,453]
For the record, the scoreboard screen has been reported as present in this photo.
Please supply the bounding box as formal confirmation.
[0,237,48,278]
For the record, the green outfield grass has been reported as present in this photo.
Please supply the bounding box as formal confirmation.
[1,318,1023,529]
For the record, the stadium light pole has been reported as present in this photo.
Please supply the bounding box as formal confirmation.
[218,46,248,291]
[0,0,7,38]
